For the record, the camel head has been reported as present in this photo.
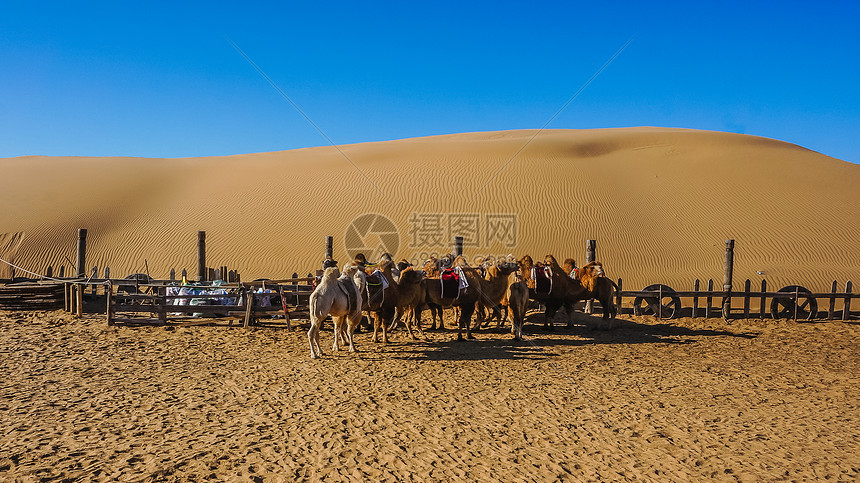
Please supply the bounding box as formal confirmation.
[580,261,605,279]
[320,266,340,284]
[322,257,339,269]
[423,257,440,278]
[377,259,394,274]
[485,255,518,276]
[340,264,359,279]
[396,259,411,272]
[519,254,534,269]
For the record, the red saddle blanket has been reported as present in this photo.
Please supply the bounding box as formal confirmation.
[440,268,460,299]
[533,265,553,296]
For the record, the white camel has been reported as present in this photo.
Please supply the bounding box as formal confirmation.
[307,265,364,359]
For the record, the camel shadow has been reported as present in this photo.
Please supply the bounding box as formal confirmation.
[389,336,554,361]
[387,311,759,361]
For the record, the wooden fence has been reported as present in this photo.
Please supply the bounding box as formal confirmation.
[616,278,857,321]
[3,231,858,324]
[0,283,65,311]
[104,275,315,327]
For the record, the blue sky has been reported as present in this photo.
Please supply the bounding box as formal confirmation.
[2,1,858,162]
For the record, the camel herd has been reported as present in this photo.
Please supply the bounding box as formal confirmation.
[307,253,618,359]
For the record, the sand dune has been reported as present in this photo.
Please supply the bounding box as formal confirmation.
[2,128,859,292]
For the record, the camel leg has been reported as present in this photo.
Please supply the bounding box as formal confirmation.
[402,309,418,340]
[389,308,402,332]
[494,305,505,330]
[346,312,359,352]
[381,307,393,344]
[371,313,380,343]
[331,316,341,352]
[564,301,576,329]
[308,318,320,359]
[429,304,442,330]
[544,300,561,331]
[477,302,488,328]
[460,303,476,340]
[412,307,426,339]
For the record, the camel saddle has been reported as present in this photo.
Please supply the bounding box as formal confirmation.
[440,268,460,299]
[337,279,357,313]
[365,271,385,309]
[532,265,553,296]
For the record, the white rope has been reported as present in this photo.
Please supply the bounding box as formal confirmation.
[0,255,94,284]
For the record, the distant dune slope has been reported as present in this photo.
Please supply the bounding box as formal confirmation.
[2,128,858,292]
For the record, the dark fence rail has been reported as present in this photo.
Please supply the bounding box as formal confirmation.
[616,277,856,321]
[104,278,315,328]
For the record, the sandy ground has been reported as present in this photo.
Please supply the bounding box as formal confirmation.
[1,309,857,482]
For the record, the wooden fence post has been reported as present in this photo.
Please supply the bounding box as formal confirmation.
[585,240,596,314]
[325,236,333,260]
[692,279,700,318]
[75,283,83,317]
[453,236,464,257]
[743,279,751,319]
[244,289,255,328]
[157,286,167,324]
[105,281,114,326]
[843,281,852,321]
[706,279,714,318]
[760,280,767,319]
[76,228,87,278]
[91,267,98,294]
[616,278,623,315]
[793,286,800,320]
[829,280,838,320]
[722,239,734,319]
[197,231,206,282]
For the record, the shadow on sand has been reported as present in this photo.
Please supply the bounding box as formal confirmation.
[382,311,759,362]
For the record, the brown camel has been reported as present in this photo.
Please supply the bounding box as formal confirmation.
[515,254,589,330]
[389,264,427,339]
[421,256,458,329]
[576,261,619,326]
[479,254,520,328]
[473,258,520,330]
[420,256,485,340]
[361,259,400,344]
[508,270,529,340]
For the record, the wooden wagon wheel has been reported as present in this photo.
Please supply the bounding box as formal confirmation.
[634,284,682,319]
[770,285,818,320]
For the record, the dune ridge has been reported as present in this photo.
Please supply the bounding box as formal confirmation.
[1,127,859,292]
